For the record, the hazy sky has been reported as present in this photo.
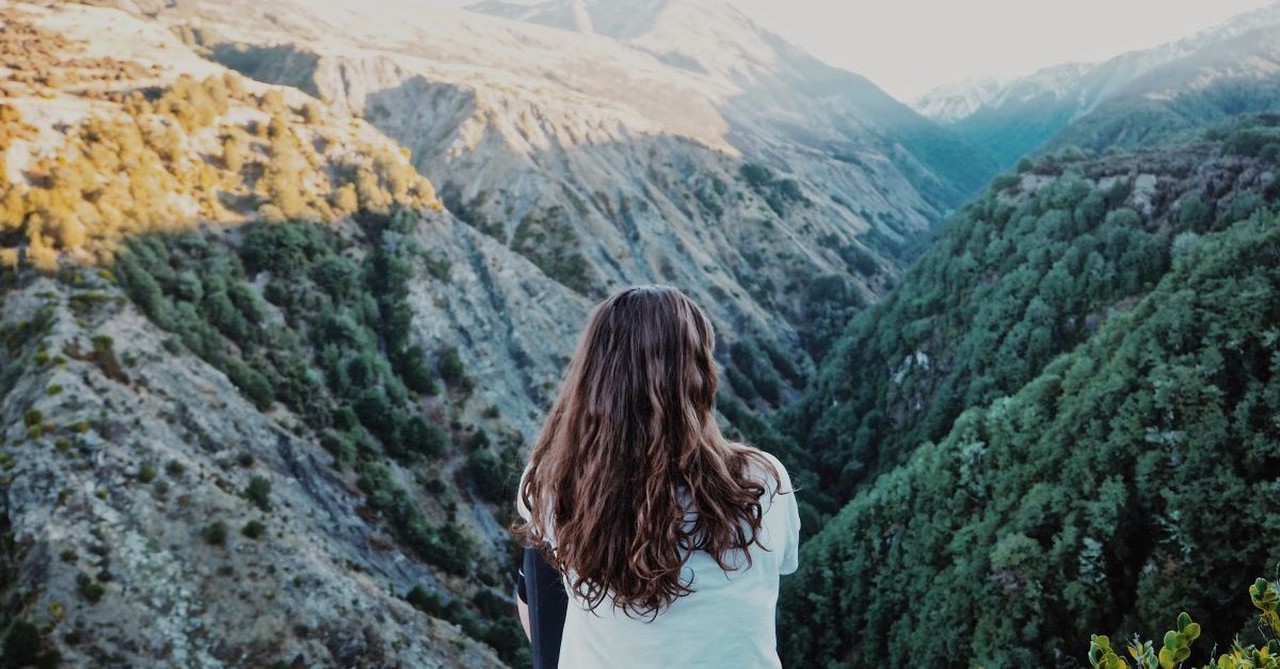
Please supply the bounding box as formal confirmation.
[736,0,1277,99]
[426,0,1277,100]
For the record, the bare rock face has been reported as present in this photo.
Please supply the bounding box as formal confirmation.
[140,0,994,374]
[0,273,504,667]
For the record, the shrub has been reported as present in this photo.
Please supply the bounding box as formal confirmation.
[1,620,47,668]
[244,475,272,511]
[137,463,156,483]
[76,572,105,603]
[991,173,1021,191]
[241,520,266,540]
[466,447,506,503]
[439,346,466,386]
[23,409,42,427]
[204,521,228,546]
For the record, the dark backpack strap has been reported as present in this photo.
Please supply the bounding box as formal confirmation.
[522,545,568,668]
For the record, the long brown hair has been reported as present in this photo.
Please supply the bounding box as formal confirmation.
[512,285,779,616]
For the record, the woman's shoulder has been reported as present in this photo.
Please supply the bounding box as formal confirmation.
[740,447,793,496]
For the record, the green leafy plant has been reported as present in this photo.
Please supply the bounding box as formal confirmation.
[1089,579,1280,669]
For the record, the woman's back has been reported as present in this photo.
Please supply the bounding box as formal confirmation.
[511,285,801,667]
[553,452,799,668]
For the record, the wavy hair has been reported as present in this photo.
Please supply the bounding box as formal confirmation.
[512,285,779,616]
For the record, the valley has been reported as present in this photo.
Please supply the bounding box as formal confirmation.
[1,0,1279,667]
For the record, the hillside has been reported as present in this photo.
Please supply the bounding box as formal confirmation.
[915,1,1280,166]
[147,0,996,315]
[1046,26,1280,155]
[0,0,1002,664]
[776,133,1280,517]
[777,122,1280,666]
[0,2,590,665]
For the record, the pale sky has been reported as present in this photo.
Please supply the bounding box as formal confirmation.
[736,0,1278,99]
[425,0,1278,100]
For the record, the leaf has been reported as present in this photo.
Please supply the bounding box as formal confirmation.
[1158,647,1176,669]
[1178,612,1192,632]
[1184,622,1201,641]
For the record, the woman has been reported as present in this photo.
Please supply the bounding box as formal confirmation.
[512,285,800,668]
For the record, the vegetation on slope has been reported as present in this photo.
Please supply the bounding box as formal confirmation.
[1047,73,1280,158]
[780,202,1280,668]
[0,8,433,273]
[777,120,1280,668]
[778,127,1280,519]
[110,210,529,665]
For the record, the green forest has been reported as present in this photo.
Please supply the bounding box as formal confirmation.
[774,119,1280,667]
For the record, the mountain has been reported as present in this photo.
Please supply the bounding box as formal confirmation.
[775,119,1280,666]
[915,1,1280,166]
[0,0,1006,665]
[0,2,601,665]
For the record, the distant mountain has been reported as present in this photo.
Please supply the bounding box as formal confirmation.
[1046,25,1280,154]
[915,1,1280,165]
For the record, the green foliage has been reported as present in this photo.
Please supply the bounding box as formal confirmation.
[203,521,228,546]
[991,172,1020,190]
[1088,580,1280,669]
[510,204,597,296]
[1048,86,1280,157]
[76,572,105,604]
[244,475,272,512]
[359,462,473,575]
[2,620,59,669]
[739,162,809,216]
[777,153,1267,519]
[241,520,266,540]
[466,445,510,504]
[780,211,1280,667]
[439,346,466,388]
[405,585,532,668]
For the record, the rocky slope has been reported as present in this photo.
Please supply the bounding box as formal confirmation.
[0,2,594,666]
[136,0,997,362]
[0,269,509,668]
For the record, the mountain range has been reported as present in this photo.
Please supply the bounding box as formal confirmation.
[915,1,1280,166]
[2,0,1280,666]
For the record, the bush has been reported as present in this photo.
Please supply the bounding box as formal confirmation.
[241,520,266,540]
[466,447,506,503]
[76,572,105,603]
[204,521,227,546]
[2,620,49,668]
[991,172,1021,190]
[403,415,449,458]
[439,347,466,387]
[244,476,272,511]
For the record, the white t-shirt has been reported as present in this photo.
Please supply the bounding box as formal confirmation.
[518,451,800,669]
